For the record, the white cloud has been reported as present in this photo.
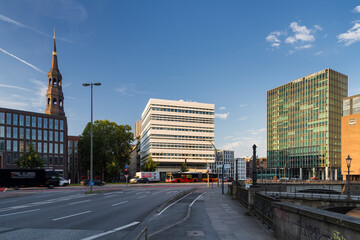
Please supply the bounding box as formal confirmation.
[265,31,282,47]
[0,84,32,92]
[314,51,323,55]
[285,22,315,44]
[219,106,226,110]
[234,116,248,121]
[239,104,248,108]
[215,112,229,120]
[248,128,266,135]
[337,22,360,46]
[354,6,360,13]
[0,47,45,74]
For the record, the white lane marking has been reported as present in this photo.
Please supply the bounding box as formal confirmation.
[112,201,128,206]
[104,194,117,198]
[0,209,40,217]
[157,193,192,216]
[69,200,91,205]
[138,196,146,199]
[152,191,162,195]
[81,221,140,240]
[53,211,91,221]
[104,192,117,195]
[136,191,145,195]
[189,192,206,207]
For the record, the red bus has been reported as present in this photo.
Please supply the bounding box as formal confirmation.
[166,172,218,183]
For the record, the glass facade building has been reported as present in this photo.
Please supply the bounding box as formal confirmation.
[267,69,347,180]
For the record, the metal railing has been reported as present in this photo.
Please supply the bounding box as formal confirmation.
[236,186,249,207]
[253,193,277,228]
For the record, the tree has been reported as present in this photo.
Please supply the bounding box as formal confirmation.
[180,162,188,172]
[78,119,134,181]
[141,156,158,172]
[15,143,44,169]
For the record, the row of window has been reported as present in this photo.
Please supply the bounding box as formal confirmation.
[151,127,214,133]
[0,112,64,130]
[4,152,64,166]
[151,107,214,115]
[0,127,64,142]
[0,140,64,154]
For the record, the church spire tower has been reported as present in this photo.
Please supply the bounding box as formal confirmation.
[45,30,65,116]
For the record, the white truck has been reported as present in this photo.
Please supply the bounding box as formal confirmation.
[135,172,160,182]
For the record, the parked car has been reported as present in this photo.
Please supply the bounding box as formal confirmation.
[59,177,69,186]
[129,177,139,184]
[225,177,234,182]
[80,179,105,186]
[279,177,289,181]
[137,178,150,183]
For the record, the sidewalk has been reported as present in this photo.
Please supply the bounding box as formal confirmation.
[204,185,275,240]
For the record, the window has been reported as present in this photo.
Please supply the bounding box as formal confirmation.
[6,153,11,165]
[38,130,42,140]
[26,116,30,127]
[49,155,53,165]
[32,129,36,140]
[60,120,64,130]
[6,127,11,138]
[60,132,63,142]
[55,156,58,165]
[13,153,18,163]
[19,115,24,126]
[38,117,42,128]
[49,143,53,153]
[54,132,58,142]
[0,126,4,137]
[6,140,11,151]
[44,130,48,141]
[13,141,18,152]
[54,143,58,154]
[55,119,58,130]
[43,155,48,166]
[0,112,4,124]
[13,114,18,125]
[38,142,42,153]
[0,139,4,151]
[60,156,63,165]
[26,129,30,139]
[19,141,24,152]
[43,143,48,153]
[13,127,18,138]
[32,116,36,127]
[43,118,48,128]
[49,131,53,141]
[6,113,11,124]
[19,128,24,139]
[69,149,73,155]
[60,144,63,154]
[75,141,78,148]
[49,119,53,129]
[69,141,73,148]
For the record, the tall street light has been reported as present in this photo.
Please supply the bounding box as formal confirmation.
[346,155,352,200]
[208,141,224,194]
[83,82,101,192]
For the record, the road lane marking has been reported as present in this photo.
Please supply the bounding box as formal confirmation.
[104,194,117,198]
[136,191,145,195]
[53,211,91,221]
[81,221,139,240]
[189,192,206,207]
[69,200,91,205]
[152,191,162,195]
[138,196,146,199]
[112,201,128,206]
[0,209,40,217]
[104,192,117,195]
[157,192,192,216]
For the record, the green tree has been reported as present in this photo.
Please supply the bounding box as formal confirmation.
[180,162,188,172]
[15,143,44,169]
[78,119,134,181]
[141,156,158,172]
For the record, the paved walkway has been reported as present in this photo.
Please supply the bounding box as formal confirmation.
[204,185,275,240]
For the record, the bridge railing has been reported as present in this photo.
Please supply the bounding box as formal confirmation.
[236,185,249,208]
[253,192,278,228]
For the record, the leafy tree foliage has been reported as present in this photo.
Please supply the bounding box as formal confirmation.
[15,143,44,169]
[141,156,158,172]
[180,162,188,172]
[78,120,134,181]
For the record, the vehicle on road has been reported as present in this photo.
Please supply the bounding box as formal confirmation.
[225,177,234,182]
[279,177,289,181]
[80,179,105,186]
[137,178,150,183]
[59,177,69,186]
[0,169,60,189]
[135,172,160,182]
[166,172,218,183]
[129,177,139,183]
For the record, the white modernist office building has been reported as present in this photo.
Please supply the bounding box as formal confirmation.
[139,99,215,177]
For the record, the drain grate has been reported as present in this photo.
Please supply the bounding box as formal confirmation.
[187,230,205,237]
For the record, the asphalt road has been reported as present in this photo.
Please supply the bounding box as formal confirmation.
[0,184,194,240]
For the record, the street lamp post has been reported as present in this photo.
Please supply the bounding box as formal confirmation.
[346,155,352,200]
[208,141,224,194]
[83,82,101,192]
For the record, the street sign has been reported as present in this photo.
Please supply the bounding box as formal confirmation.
[89,180,94,186]
[125,174,129,179]
[125,164,129,169]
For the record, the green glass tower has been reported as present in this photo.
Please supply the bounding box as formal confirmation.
[267,69,347,180]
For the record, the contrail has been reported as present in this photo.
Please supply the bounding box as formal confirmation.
[0,84,32,92]
[0,14,71,42]
[0,47,46,74]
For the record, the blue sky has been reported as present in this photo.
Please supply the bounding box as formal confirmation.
[1,1,360,158]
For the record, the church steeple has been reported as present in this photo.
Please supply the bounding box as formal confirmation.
[45,30,65,116]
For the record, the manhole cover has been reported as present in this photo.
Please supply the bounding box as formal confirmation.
[187,230,205,237]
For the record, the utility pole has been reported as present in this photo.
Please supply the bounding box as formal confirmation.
[252,144,257,184]
[235,159,238,182]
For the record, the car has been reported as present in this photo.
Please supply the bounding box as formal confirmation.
[137,178,150,183]
[279,177,289,181]
[225,177,234,182]
[58,177,69,186]
[129,177,139,184]
[80,179,105,186]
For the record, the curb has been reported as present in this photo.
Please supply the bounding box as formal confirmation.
[156,188,195,214]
